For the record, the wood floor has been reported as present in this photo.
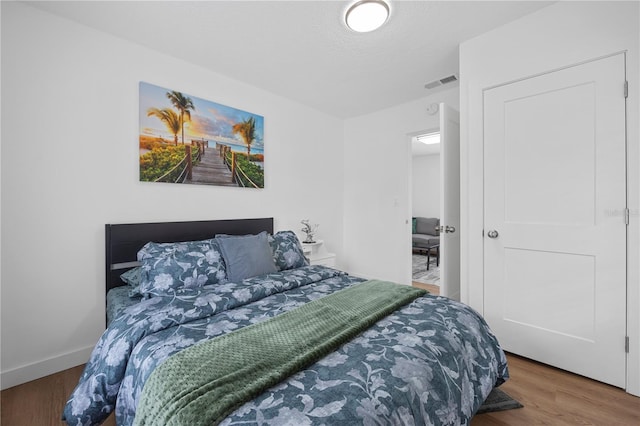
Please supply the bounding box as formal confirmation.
[1,364,117,426]
[2,353,638,425]
[2,285,639,425]
[411,281,440,294]
[471,353,640,425]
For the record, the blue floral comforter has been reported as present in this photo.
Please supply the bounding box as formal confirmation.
[63,265,508,426]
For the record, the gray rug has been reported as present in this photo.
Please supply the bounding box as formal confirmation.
[412,254,440,285]
[476,387,523,415]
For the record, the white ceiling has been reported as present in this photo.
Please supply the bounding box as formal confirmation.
[24,0,553,119]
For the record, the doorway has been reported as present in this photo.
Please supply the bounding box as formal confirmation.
[410,103,461,300]
[411,130,442,289]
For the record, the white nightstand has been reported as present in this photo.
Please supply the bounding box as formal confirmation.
[302,240,336,267]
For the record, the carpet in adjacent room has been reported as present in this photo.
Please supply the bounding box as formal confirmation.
[412,253,440,285]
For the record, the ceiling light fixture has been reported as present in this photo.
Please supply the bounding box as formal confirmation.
[345,0,390,33]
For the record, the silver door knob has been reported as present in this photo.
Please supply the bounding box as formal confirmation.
[437,225,456,233]
[487,229,499,238]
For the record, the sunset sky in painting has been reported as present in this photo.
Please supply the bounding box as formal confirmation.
[139,82,264,147]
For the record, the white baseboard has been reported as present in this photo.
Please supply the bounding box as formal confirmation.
[1,346,94,390]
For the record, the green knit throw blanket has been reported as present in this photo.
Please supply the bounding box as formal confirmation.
[133,280,426,426]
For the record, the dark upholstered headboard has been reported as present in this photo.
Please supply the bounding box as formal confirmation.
[105,218,274,294]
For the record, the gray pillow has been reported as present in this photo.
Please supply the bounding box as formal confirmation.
[216,232,277,282]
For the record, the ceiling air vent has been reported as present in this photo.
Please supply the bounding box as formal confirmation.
[424,74,458,90]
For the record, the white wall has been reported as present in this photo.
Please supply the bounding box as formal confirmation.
[460,1,640,395]
[343,87,459,284]
[412,154,440,218]
[0,2,345,388]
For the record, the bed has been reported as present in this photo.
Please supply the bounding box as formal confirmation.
[63,218,509,425]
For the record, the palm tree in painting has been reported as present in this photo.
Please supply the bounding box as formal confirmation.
[147,107,181,145]
[166,91,195,145]
[232,116,256,158]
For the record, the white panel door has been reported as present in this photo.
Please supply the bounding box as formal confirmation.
[483,53,627,387]
[439,104,461,301]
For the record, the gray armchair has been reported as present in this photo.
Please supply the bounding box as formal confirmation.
[412,217,440,250]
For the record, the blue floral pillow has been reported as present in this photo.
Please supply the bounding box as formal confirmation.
[120,266,143,298]
[269,230,309,271]
[137,239,227,297]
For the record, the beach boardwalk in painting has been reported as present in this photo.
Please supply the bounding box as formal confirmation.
[139,82,264,188]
